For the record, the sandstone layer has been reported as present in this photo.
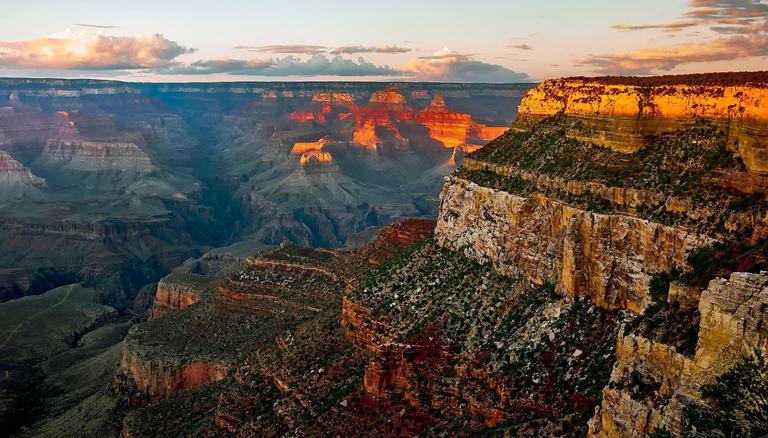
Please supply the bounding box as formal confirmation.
[589,271,768,437]
[513,74,768,172]
[435,177,709,313]
[150,273,213,319]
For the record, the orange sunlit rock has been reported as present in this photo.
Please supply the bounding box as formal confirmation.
[150,278,203,319]
[312,92,354,105]
[369,87,407,106]
[291,136,329,155]
[352,109,405,150]
[477,126,508,141]
[289,111,326,124]
[117,345,228,407]
[299,150,335,167]
[515,78,768,172]
[348,90,507,150]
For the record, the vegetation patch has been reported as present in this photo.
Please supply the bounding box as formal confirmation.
[625,272,700,356]
[683,354,768,437]
[355,240,621,435]
[685,238,768,288]
[459,117,765,236]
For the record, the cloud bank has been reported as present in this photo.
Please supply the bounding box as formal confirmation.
[402,47,528,82]
[234,44,328,55]
[0,31,527,82]
[581,0,768,74]
[0,30,192,70]
[76,23,118,29]
[330,45,411,54]
[153,54,401,76]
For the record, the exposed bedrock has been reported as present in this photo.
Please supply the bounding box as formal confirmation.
[114,341,228,407]
[514,77,768,172]
[435,177,710,313]
[589,271,768,437]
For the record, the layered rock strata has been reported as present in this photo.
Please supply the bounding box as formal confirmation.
[435,177,709,313]
[150,273,213,319]
[588,271,768,437]
[513,75,768,172]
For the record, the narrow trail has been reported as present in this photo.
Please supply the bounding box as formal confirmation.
[0,286,74,351]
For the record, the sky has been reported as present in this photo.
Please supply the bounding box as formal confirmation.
[0,0,766,82]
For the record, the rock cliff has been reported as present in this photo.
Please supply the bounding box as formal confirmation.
[513,73,768,172]
[42,137,154,172]
[435,177,710,313]
[150,272,213,319]
[0,150,45,199]
[588,272,768,437]
[115,343,228,407]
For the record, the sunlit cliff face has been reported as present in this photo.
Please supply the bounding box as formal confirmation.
[311,93,355,105]
[286,87,508,155]
[290,137,330,155]
[299,150,334,166]
[349,88,508,151]
[515,78,768,172]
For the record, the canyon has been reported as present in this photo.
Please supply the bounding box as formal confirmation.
[5,72,768,437]
[0,80,529,303]
[0,79,530,435]
[102,71,768,437]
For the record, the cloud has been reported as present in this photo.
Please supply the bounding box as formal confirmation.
[581,0,768,74]
[330,45,411,54]
[401,47,528,82]
[611,22,698,32]
[234,44,328,55]
[76,23,117,29]
[685,0,768,19]
[508,44,534,50]
[153,54,400,76]
[577,33,768,74]
[0,30,192,70]
[234,44,411,55]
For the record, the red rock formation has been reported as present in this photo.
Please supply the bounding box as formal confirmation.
[312,92,354,105]
[369,87,407,106]
[150,277,204,319]
[416,95,477,148]
[340,297,395,352]
[117,344,228,407]
[346,90,508,151]
[352,109,405,150]
[289,111,326,124]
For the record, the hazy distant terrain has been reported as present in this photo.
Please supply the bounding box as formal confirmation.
[0,79,531,305]
[0,79,531,432]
